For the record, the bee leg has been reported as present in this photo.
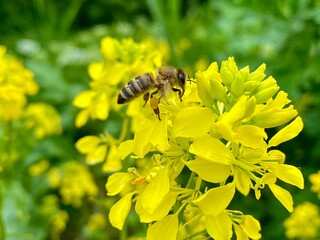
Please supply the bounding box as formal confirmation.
[143,92,150,107]
[150,97,161,120]
[172,88,184,101]
[150,88,160,99]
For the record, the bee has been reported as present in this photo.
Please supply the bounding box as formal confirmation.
[117,66,187,120]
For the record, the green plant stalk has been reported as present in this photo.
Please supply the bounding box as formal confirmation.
[0,182,5,240]
[146,0,182,62]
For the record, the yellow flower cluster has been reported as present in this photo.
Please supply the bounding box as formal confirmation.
[86,212,107,233]
[105,56,304,239]
[310,170,320,199]
[0,46,38,121]
[284,201,320,239]
[23,103,62,139]
[74,37,169,172]
[73,37,168,127]
[0,45,61,169]
[48,161,98,208]
[39,195,69,240]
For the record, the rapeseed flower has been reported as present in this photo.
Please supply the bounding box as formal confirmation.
[104,56,303,239]
[73,37,168,127]
[0,46,38,121]
[48,161,98,208]
[76,37,302,238]
[310,170,320,199]
[0,45,61,171]
[23,103,62,139]
[284,202,320,239]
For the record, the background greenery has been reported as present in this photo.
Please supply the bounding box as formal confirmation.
[1,0,319,239]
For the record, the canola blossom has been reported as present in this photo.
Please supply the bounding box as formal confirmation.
[284,201,320,239]
[75,37,304,239]
[0,45,61,169]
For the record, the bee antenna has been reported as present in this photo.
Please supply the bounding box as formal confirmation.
[187,75,196,84]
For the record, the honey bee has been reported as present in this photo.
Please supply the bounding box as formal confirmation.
[117,66,187,120]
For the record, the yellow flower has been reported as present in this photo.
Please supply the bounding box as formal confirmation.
[23,103,62,139]
[28,159,50,176]
[86,212,106,233]
[48,161,98,208]
[101,54,303,239]
[73,37,168,127]
[310,170,320,199]
[51,210,69,240]
[38,195,69,240]
[0,45,39,120]
[76,135,108,165]
[0,86,26,120]
[284,202,320,239]
[75,134,123,172]
[0,45,38,96]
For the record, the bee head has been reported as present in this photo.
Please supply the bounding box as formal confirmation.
[177,68,186,89]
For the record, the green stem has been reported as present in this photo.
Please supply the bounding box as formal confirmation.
[182,229,207,240]
[185,171,195,189]
[195,176,202,191]
[0,182,5,240]
[120,222,127,240]
[118,118,129,143]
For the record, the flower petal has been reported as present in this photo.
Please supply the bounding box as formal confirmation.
[109,192,134,230]
[240,215,261,239]
[234,168,252,196]
[146,214,179,240]
[268,184,293,212]
[75,135,101,154]
[139,167,170,213]
[234,125,267,149]
[136,192,177,223]
[186,157,230,183]
[189,135,234,165]
[106,172,133,196]
[206,212,233,240]
[268,116,303,147]
[172,107,216,138]
[193,183,235,216]
[270,164,304,189]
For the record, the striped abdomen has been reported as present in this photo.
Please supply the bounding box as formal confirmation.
[117,73,155,104]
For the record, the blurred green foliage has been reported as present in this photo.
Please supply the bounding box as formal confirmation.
[0,0,319,239]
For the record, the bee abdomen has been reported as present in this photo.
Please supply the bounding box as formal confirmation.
[117,73,155,104]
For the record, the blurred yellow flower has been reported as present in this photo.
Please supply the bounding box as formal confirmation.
[0,86,26,120]
[39,195,69,240]
[310,170,320,199]
[23,103,62,139]
[48,161,98,208]
[28,159,50,176]
[284,202,320,239]
[86,212,107,233]
[0,46,38,95]
[51,210,69,240]
[0,45,39,121]
[73,37,168,127]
